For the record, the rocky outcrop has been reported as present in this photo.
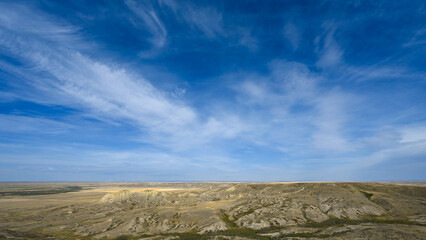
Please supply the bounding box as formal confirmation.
[100,190,170,206]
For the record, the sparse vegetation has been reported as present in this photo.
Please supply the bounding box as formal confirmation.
[360,190,374,200]
[305,216,425,228]
[0,186,82,196]
[234,208,255,220]
[218,209,238,228]
[115,235,133,240]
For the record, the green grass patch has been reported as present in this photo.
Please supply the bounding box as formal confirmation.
[115,235,134,240]
[214,209,272,239]
[172,232,211,240]
[305,217,425,228]
[234,208,255,220]
[218,209,238,228]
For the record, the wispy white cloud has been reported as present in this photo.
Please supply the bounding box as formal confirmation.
[0,3,80,43]
[312,21,423,82]
[184,7,223,39]
[236,27,258,51]
[283,23,300,50]
[311,90,352,152]
[229,60,357,155]
[269,60,318,102]
[125,0,167,48]
[160,0,224,39]
[346,140,426,171]
[0,141,242,181]
[361,127,401,150]
[0,2,249,152]
[400,125,426,143]
[159,0,258,51]
[315,22,343,69]
[0,4,187,133]
[340,65,422,82]
[403,28,426,47]
[0,114,74,134]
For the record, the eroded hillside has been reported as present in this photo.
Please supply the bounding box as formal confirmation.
[0,182,425,239]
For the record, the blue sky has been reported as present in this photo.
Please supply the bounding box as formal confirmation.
[0,0,425,181]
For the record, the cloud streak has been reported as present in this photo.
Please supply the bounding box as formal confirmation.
[160,0,224,39]
[126,0,167,49]
[0,2,250,152]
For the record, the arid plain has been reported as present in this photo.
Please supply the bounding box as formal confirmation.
[0,182,425,240]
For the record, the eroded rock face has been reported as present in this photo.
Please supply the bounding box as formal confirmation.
[317,185,386,219]
[304,205,329,222]
[100,190,169,206]
[200,221,228,233]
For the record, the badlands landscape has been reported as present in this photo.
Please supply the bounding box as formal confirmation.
[0,182,425,240]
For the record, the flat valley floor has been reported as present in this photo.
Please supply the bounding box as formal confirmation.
[0,182,425,239]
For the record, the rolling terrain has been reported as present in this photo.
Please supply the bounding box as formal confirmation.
[0,182,425,239]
